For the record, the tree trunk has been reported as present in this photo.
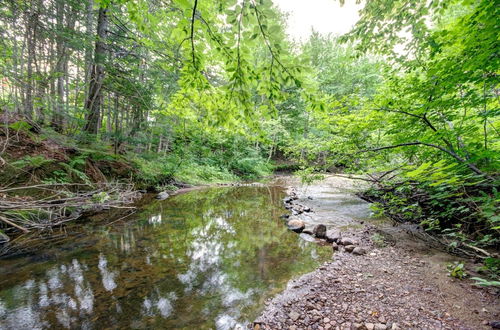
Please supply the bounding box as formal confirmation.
[83,6,108,135]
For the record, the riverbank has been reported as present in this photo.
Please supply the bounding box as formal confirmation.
[0,119,274,243]
[256,176,499,329]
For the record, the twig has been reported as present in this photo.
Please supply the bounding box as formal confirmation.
[0,215,29,232]
[190,0,199,68]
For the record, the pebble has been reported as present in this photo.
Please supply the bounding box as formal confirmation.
[289,311,300,321]
[365,323,375,330]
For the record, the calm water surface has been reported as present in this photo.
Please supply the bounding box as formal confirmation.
[0,185,330,329]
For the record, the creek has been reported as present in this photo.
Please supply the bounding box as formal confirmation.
[0,185,331,329]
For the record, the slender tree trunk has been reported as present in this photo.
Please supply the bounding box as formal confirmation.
[24,1,38,119]
[83,6,108,135]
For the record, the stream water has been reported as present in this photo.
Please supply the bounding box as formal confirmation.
[0,185,331,329]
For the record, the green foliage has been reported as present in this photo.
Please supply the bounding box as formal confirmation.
[92,192,110,203]
[10,155,53,170]
[295,167,324,185]
[8,121,32,132]
[447,261,467,279]
[470,277,500,288]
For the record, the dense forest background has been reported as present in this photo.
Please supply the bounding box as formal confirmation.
[0,0,498,248]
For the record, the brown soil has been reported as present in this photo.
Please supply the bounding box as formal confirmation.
[256,176,499,330]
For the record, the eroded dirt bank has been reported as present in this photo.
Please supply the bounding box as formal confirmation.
[256,176,499,330]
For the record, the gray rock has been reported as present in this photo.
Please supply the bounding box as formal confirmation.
[374,324,387,330]
[344,245,356,253]
[332,242,339,251]
[340,238,356,246]
[156,191,170,200]
[365,323,375,330]
[299,233,317,243]
[287,219,305,233]
[325,230,341,243]
[289,311,300,321]
[353,247,367,255]
[313,224,327,238]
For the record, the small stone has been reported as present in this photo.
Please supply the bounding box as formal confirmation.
[353,247,367,255]
[391,323,400,330]
[332,242,339,251]
[289,311,300,321]
[374,324,387,330]
[365,323,375,330]
[352,323,363,329]
[324,317,330,323]
[345,245,356,253]
[378,316,386,323]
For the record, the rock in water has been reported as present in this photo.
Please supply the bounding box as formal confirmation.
[287,219,305,233]
[313,224,327,238]
[156,191,170,200]
[325,230,341,243]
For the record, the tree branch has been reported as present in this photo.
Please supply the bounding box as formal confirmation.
[190,0,199,68]
[358,141,494,180]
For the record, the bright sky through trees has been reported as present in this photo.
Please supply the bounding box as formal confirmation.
[273,0,363,41]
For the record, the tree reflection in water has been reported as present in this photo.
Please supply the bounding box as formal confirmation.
[0,186,330,329]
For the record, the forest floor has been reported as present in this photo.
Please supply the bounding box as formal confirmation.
[255,176,499,330]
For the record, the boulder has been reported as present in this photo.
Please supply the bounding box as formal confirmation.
[344,245,356,253]
[287,219,305,233]
[313,224,327,238]
[325,230,341,243]
[156,191,170,200]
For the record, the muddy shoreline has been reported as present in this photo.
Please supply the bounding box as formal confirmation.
[256,176,499,330]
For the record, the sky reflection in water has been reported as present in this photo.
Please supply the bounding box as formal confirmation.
[0,186,330,329]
